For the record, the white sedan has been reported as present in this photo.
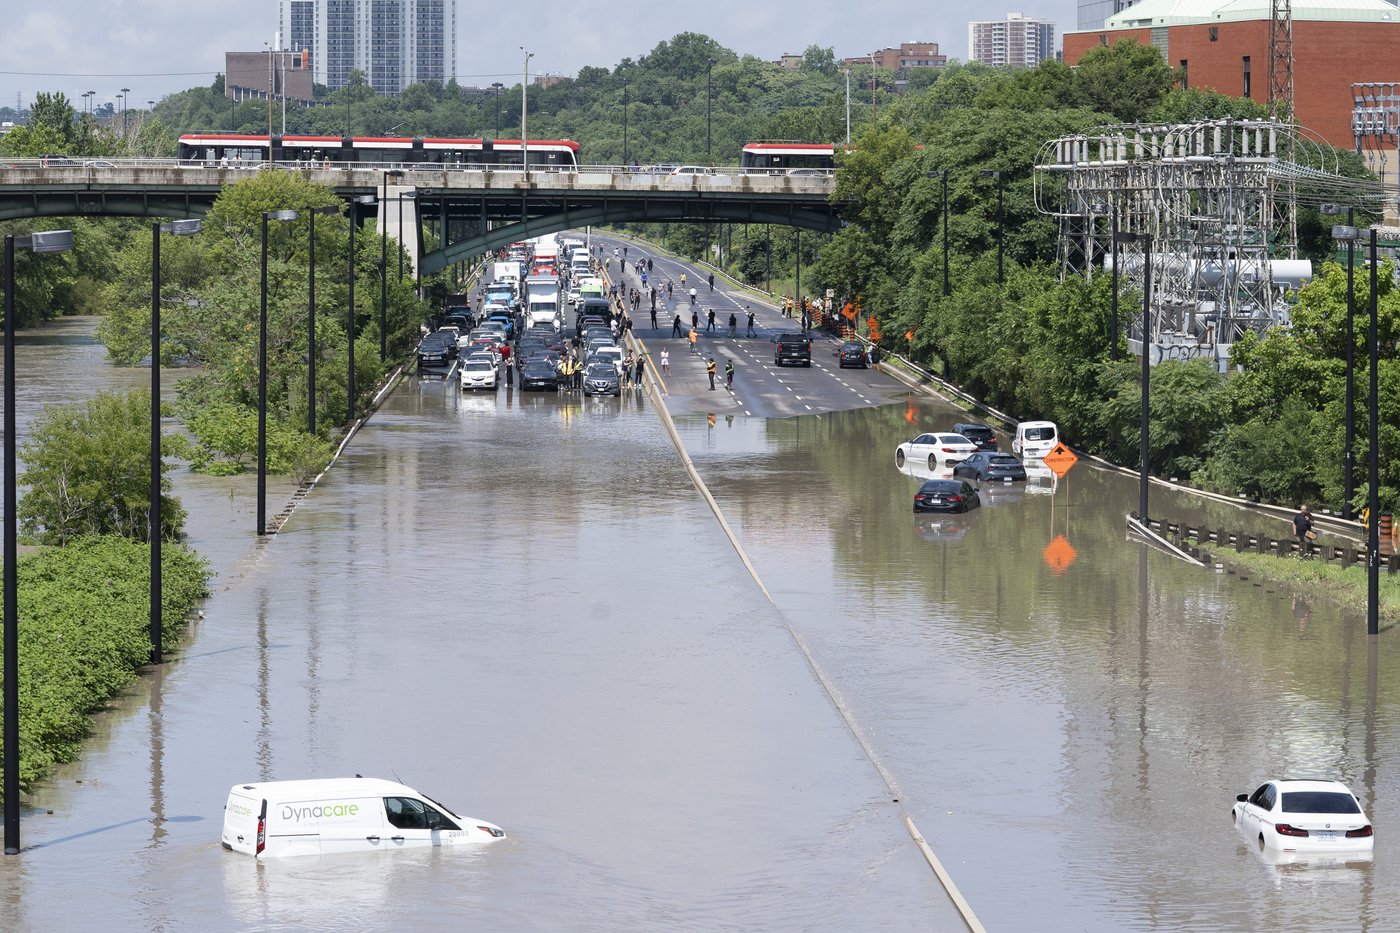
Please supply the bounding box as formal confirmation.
[459,358,498,391]
[1232,779,1373,852]
[895,433,978,470]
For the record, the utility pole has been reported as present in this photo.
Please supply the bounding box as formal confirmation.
[521,47,533,181]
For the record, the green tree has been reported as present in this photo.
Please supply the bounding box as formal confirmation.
[18,390,186,545]
[1074,40,1175,122]
[801,45,837,76]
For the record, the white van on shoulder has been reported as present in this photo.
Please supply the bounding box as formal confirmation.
[1012,420,1059,459]
[222,777,504,858]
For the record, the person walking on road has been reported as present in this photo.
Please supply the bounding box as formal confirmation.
[667,281,673,299]
[634,354,645,389]
[660,348,670,376]
[680,273,687,287]
[746,306,756,337]
[650,305,658,329]
[689,287,698,306]
[706,356,717,390]
[706,308,716,333]
[724,359,734,390]
[689,326,699,355]
[708,272,715,292]
[672,313,684,337]
[691,309,699,332]
[728,312,737,337]
[1293,504,1315,554]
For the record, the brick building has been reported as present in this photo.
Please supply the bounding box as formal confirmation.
[842,42,949,71]
[1063,0,1400,149]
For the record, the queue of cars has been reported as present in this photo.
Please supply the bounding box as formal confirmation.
[897,420,1056,514]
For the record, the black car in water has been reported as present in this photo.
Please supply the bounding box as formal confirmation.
[583,361,621,397]
[520,358,560,391]
[952,451,1027,482]
[952,422,998,451]
[416,331,455,369]
[913,478,981,513]
[837,341,867,368]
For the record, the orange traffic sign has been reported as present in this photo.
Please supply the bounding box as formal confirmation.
[1043,534,1077,575]
[1042,442,1079,477]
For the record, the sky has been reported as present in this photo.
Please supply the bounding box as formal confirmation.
[0,0,1075,113]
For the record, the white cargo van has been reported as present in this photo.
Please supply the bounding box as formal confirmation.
[222,777,504,858]
[1012,420,1059,459]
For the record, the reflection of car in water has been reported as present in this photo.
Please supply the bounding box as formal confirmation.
[895,459,954,482]
[913,510,979,542]
[972,476,1027,508]
[1248,844,1374,888]
[1022,460,1059,495]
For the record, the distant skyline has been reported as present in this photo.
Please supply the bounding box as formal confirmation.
[0,1,1074,113]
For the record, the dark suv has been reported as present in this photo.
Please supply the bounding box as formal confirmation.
[952,422,998,451]
[772,334,812,367]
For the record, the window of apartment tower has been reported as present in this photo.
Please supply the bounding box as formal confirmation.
[1242,56,1251,97]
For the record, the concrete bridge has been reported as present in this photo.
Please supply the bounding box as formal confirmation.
[0,160,844,275]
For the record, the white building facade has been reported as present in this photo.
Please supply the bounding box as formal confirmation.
[278,0,456,94]
[968,13,1057,67]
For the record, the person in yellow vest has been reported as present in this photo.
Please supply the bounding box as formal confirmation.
[706,356,717,390]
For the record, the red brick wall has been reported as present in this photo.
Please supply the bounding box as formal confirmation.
[1064,21,1400,148]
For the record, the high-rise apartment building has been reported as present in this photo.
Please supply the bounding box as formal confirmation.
[1078,0,1141,30]
[968,13,1057,67]
[278,0,456,95]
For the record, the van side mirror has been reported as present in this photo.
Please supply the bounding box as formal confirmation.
[1236,793,1248,802]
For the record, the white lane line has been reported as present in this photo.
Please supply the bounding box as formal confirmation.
[805,404,812,410]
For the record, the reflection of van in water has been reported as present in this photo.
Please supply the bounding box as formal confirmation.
[1012,420,1058,459]
[222,777,504,858]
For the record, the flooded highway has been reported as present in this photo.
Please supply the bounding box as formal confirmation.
[3,314,1399,931]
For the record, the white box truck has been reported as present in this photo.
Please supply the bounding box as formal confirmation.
[221,777,504,858]
[524,274,561,331]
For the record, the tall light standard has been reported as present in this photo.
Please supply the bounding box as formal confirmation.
[305,205,340,436]
[381,169,404,361]
[521,47,534,182]
[120,88,130,138]
[149,219,200,666]
[259,210,299,537]
[868,55,877,126]
[346,195,375,424]
[622,77,630,166]
[1115,229,1153,523]
[927,170,950,297]
[1328,210,1359,519]
[706,58,717,164]
[844,68,851,145]
[4,228,74,856]
[980,169,1004,285]
[490,82,504,138]
[1366,227,1380,637]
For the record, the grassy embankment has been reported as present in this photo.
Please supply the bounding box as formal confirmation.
[0,536,210,793]
[1213,548,1400,627]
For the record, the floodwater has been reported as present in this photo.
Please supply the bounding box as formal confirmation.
[677,398,1400,932]
[5,317,1399,931]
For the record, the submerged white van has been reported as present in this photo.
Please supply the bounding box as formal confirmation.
[1012,420,1059,459]
[222,777,504,858]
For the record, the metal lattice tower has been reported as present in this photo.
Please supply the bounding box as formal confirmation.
[1269,0,1297,250]
[1034,120,1310,363]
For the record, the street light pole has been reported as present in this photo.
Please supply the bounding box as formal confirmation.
[1110,208,1120,361]
[121,88,130,138]
[1114,230,1152,521]
[4,228,73,856]
[381,169,403,361]
[1367,227,1380,637]
[259,210,298,536]
[844,68,851,145]
[149,220,199,665]
[491,82,503,138]
[1331,214,1360,520]
[925,171,950,297]
[706,58,716,164]
[306,205,340,436]
[521,47,534,182]
[980,170,1004,285]
[622,78,629,166]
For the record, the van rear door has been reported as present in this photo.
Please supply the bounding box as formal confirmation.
[222,787,266,856]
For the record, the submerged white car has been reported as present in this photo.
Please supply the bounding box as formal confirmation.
[1233,779,1373,853]
[895,433,978,470]
[459,358,498,391]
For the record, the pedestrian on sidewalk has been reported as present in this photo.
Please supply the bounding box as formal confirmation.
[728,312,737,337]
[706,308,716,333]
[672,313,684,337]
[689,326,699,355]
[746,306,756,337]
[1293,504,1315,554]
[660,348,670,376]
[707,356,717,390]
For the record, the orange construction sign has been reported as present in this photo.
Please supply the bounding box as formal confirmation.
[1042,442,1079,478]
[841,302,857,320]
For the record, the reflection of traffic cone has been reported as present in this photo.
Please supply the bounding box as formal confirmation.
[708,413,716,428]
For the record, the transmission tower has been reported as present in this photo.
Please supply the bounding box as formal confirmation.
[1269,0,1297,252]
